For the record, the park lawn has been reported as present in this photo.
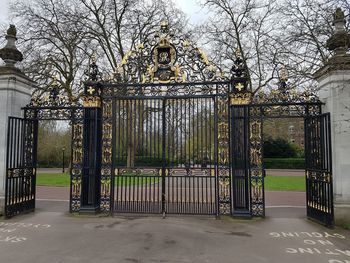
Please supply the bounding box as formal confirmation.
[36,173,70,187]
[37,173,305,191]
[265,175,305,192]
[36,173,160,187]
[343,223,350,230]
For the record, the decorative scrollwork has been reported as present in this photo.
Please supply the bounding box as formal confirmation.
[100,99,113,212]
[84,53,103,82]
[70,120,84,212]
[217,96,231,215]
[231,49,249,79]
[252,68,320,104]
[111,21,226,84]
[27,77,81,109]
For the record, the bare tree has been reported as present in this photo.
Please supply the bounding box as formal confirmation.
[201,0,281,93]
[78,0,189,76]
[200,0,349,92]
[10,0,189,96]
[276,0,349,88]
[10,0,91,100]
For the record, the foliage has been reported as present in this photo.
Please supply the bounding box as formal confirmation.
[264,158,305,169]
[37,121,71,168]
[263,137,298,158]
[265,175,305,191]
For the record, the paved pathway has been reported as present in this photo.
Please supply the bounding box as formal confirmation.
[37,168,65,174]
[266,169,304,176]
[0,202,349,263]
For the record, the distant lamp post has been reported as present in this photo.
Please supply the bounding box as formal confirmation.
[62,147,66,173]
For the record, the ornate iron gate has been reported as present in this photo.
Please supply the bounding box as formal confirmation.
[110,91,220,215]
[5,117,38,217]
[5,78,84,218]
[4,20,334,224]
[305,113,334,226]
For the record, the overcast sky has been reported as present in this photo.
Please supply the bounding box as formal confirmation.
[0,0,10,24]
[0,0,207,25]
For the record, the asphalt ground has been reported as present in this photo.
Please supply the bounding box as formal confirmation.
[8,168,340,263]
[0,200,349,263]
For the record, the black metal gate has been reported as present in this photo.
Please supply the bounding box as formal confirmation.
[305,113,334,226]
[5,117,38,218]
[113,96,217,215]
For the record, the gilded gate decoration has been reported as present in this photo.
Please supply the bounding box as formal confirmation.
[96,21,233,216]
[6,20,333,222]
[100,96,113,212]
[249,116,264,216]
[217,91,231,214]
[247,68,325,218]
[20,78,85,214]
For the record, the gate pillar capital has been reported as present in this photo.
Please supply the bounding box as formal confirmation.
[82,84,102,108]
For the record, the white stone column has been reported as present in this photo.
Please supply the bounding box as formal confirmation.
[0,25,35,215]
[317,70,350,224]
[314,8,350,225]
[0,70,34,215]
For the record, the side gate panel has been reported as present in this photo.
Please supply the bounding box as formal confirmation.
[305,113,334,226]
[5,117,38,218]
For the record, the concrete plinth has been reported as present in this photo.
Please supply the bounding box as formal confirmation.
[0,68,34,215]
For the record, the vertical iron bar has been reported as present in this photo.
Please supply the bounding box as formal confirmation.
[162,98,166,216]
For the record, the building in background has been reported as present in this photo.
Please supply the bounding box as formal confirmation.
[263,118,304,148]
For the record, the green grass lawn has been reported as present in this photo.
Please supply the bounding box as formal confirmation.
[343,224,350,230]
[265,175,305,191]
[37,173,305,191]
[36,173,160,187]
[36,173,70,187]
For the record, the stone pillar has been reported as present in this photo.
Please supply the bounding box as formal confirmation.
[0,25,35,215]
[314,8,350,225]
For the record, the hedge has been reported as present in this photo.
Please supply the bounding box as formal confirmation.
[263,158,305,169]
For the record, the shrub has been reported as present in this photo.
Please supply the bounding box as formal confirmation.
[263,137,298,158]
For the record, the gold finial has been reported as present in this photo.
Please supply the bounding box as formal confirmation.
[279,66,288,82]
[183,40,190,48]
[160,20,169,31]
[90,51,97,63]
[137,43,144,49]
[52,76,59,86]
[235,48,242,58]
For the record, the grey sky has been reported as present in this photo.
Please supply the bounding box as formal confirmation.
[0,0,207,25]
[0,0,10,24]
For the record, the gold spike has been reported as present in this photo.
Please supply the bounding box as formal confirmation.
[90,51,97,63]
[279,65,288,82]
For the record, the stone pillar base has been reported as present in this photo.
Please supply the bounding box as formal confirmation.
[0,195,5,217]
[334,203,350,225]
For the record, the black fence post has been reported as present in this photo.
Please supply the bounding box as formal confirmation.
[230,51,253,217]
[80,84,102,214]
